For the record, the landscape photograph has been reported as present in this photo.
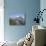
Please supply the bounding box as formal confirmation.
[9,14,25,25]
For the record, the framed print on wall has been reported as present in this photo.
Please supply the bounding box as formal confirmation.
[9,14,26,25]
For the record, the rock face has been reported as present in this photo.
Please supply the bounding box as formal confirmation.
[9,16,25,25]
[15,16,25,25]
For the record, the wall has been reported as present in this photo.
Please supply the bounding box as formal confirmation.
[0,0,4,42]
[4,0,40,42]
[40,0,46,26]
[40,0,46,45]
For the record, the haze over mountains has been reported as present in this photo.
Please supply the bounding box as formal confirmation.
[9,16,25,25]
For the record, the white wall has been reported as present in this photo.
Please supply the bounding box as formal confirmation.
[0,0,4,42]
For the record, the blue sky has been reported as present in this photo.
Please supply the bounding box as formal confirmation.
[10,13,24,19]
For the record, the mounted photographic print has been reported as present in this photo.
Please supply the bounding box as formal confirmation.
[9,14,26,25]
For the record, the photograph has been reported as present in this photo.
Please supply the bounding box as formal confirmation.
[9,14,25,25]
